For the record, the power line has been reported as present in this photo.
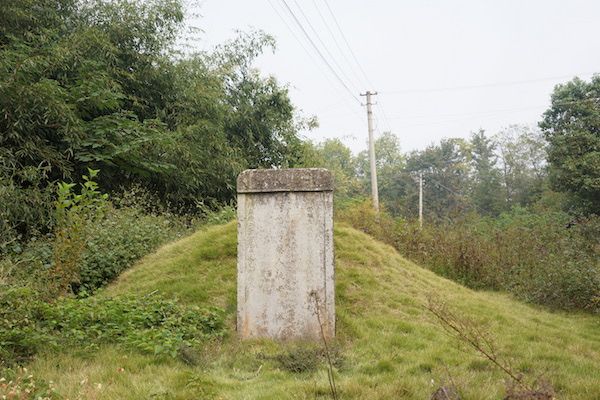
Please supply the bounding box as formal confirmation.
[427,177,465,199]
[381,72,597,95]
[277,0,397,143]
[311,0,366,91]
[322,96,600,130]
[376,102,393,133]
[385,97,600,128]
[427,177,490,215]
[322,0,373,88]
[279,0,360,103]
[387,104,548,121]
[268,1,367,126]
[267,0,319,69]
[291,0,359,91]
[317,2,397,146]
[403,159,491,215]
[267,0,358,113]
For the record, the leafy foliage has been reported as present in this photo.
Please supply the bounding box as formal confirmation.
[0,169,54,253]
[340,200,600,312]
[50,168,108,296]
[470,130,504,215]
[1,178,191,300]
[495,125,547,208]
[0,0,304,247]
[540,75,600,214]
[309,127,549,219]
[78,206,186,293]
[0,287,225,367]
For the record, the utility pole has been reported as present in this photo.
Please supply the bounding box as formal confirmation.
[419,172,423,228]
[360,91,379,212]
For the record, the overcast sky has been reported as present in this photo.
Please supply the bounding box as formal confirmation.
[190,0,600,153]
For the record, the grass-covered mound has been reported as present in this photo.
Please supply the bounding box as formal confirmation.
[28,222,600,399]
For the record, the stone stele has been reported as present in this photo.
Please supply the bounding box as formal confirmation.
[237,168,335,340]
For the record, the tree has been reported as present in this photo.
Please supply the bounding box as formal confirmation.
[294,138,362,203]
[405,138,471,220]
[469,130,505,215]
[0,0,185,183]
[540,76,600,214]
[0,0,305,241]
[495,125,547,208]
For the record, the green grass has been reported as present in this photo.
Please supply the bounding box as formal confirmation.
[29,222,600,399]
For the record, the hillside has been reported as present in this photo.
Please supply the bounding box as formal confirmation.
[29,222,600,399]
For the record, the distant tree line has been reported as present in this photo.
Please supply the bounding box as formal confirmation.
[303,74,600,220]
[302,126,549,220]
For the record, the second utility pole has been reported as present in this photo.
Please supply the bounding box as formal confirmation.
[361,90,379,212]
[419,172,423,228]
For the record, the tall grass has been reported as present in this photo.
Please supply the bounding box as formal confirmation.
[338,201,600,312]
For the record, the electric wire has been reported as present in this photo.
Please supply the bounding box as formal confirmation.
[311,0,366,91]
[291,0,361,93]
[322,0,373,88]
[318,96,600,126]
[318,0,397,135]
[267,0,315,66]
[381,72,596,95]
[279,0,360,103]
[386,96,600,129]
[376,102,393,132]
[267,0,361,118]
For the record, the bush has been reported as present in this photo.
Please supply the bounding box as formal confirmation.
[0,287,52,366]
[78,206,187,293]
[1,185,189,296]
[0,287,225,367]
[339,201,600,312]
[50,169,109,296]
[196,202,236,226]
[336,199,396,246]
[43,295,225,357]
[508,215,600,310]
[0,169,54,255]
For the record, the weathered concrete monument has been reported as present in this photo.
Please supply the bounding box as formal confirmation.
[237,168,335,340]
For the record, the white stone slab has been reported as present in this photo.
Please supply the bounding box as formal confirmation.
[237,168,334,340]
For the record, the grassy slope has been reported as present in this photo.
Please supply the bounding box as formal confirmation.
[30,222,600,399]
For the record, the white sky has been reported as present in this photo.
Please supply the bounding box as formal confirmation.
[189,0,600,153]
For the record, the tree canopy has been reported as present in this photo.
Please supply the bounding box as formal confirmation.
[0,0,305,241]
[540,75,600,214]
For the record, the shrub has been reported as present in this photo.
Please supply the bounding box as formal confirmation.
[339,201,600,312]
[1,182,189,296]
[0,168,54,255]
[78,206,186,293]
[336,199,397,246]
[0,287,225,367]
[197,203,236,226]
[0,287,51,366]
[50,169,108,296]
[42,295,225,358]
